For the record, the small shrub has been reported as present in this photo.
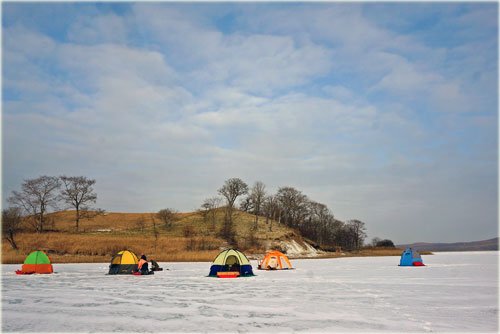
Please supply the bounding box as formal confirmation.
[183,225,196,238]
[376,239,395,248]
[185,238,196,251]
[135,217,146,232]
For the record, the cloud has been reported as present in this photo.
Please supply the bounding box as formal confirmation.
[198,34,332,95]
[66,13,128,45]
[370,53,440,93]
[2,3,497,243]
[131,5,333,95]
[367,52,478,113]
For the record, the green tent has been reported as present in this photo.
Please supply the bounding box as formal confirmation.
[17,250,53,274]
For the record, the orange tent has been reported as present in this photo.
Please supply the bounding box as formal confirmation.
[258,250,293,270]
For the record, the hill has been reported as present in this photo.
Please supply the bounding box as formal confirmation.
[397,237,499,252]
[1,209,323,264]
[3,209,412,264]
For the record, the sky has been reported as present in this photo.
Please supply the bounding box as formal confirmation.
[2,2,498,244]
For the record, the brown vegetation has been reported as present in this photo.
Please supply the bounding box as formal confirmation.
[1,209,294,264]
[2,209,427,264]
[1,232,222,264]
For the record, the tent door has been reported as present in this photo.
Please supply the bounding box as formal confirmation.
[225,255,240,271]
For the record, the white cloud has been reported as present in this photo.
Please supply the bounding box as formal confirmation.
[131,5,333,95]
[2,3,497,243]
[67,13,128,45]
[371,53,440,94]
[322,85,355,102]
[58,44,177,86]
[4,25,56,56]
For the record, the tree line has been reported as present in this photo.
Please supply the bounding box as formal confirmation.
[4,175,389,253]
[3,175,102,248]
[200,178,368,252]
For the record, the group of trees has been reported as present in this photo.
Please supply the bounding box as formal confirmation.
[254,185,367,251]
[370,237,395,248]
[3,175,101,248]
[201,178,368,251]
[3,175,380,253]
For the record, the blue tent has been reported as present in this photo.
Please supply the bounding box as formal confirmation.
[399,247,425,266]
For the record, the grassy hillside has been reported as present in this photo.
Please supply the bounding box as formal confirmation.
[2,209,300,264]
[2,209,423,264]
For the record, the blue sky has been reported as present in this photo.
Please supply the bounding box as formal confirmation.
[2,3,498,244]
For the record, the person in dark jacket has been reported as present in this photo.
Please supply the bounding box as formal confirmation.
[150,259,163,271]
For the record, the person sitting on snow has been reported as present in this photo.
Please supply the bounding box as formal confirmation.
[150,259,163,271]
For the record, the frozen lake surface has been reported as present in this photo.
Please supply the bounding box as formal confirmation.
[2,252,498,332]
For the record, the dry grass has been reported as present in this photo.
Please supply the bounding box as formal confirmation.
[4,210,422,264]
[4,209,296,264]
[356,248,408,257]
[44,211,158,232]
[1,232,222,264]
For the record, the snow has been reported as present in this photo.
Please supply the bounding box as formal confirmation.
[280,239,322,257]
[2,252,498,332]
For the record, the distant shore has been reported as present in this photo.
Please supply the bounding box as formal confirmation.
[9,249,499,265]
[282,248,433,261]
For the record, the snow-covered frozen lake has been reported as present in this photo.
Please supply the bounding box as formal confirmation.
[2,252,498,332]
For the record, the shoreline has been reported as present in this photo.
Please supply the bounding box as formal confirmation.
[2,248,435,264]
[7,250,500,265]
[8,249,500,265]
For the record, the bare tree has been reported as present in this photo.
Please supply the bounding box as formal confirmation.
[135,216,146,232]
[8,176,61,233]
[60,176,102,232]
[275,186,309,229]
[239,196,252,212]
[2,207,23,249]
[150,214,159,251]
[305,201,333,245]
[262,195,280,232]
[201,197,222,230]
[157,208,179,229]
[371,237,382,247]
[248,181,266,230]
[218,178,249,210]
[218,178,248,243]
[346,219,367,251]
